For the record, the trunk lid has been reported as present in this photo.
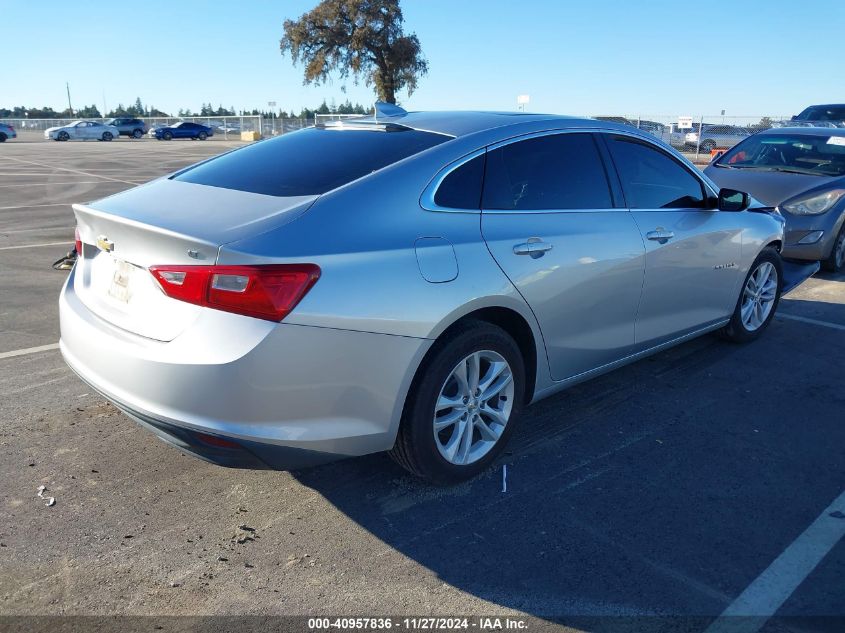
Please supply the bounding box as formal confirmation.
[72,179,317,341]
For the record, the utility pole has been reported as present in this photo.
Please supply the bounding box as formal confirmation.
[66,82,74,117]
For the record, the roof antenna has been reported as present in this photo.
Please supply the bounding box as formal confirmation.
[373,100,407,123]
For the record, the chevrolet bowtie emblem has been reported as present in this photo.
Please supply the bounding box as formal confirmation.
[97,235,114,252]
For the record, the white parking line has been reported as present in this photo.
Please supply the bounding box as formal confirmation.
[0,343,60,360]
[0,203,72,211]
[0,226,74,235]
[776,313,845,332]
[0,181,106,187]
[0,241,72,251]
[0,156,138,185]
[704,489,845,633]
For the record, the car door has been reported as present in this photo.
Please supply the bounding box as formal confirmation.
[69,122,86,139]
[177,123,192,138]
[480,131,646,381]
[602,133,742,346]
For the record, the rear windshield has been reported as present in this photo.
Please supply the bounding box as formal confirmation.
[173,126,449,197]
[716,133,845,177]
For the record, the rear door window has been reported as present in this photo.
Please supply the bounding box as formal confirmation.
[482,133,613,210]
[174,126,449,197]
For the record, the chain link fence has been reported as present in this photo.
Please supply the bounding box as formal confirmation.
[0,115,272,141]
[5,112,841,156]
[588,114,801,162]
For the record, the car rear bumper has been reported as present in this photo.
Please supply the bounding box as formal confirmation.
[59,266,430,471]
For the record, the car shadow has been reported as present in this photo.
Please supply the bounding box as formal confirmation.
[291,313,845,628]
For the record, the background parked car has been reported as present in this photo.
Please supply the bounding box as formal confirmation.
[706,127,845,272]
[147,123,169,138]
[792,104,845,126]
[154,121,213,141]
[685,125,750,152]
[772,104,845,129]
[0,122,17,142]
[44,121,119,142]
[105,117,148,139]
[664,123,692,149]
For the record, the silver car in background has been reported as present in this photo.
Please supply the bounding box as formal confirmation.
[685,124,751,153]
[45,120,119,141]
[60,105,792,484]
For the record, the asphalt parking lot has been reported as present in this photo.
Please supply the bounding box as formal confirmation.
[1,139,843,631]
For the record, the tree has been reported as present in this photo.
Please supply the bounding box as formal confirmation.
[280,0,427,104]
[749,116,773,132]
[77,104,102,118]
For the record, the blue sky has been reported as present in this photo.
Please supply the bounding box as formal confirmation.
[2,0,842,117]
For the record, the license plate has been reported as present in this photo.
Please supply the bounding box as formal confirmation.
[108,259,134,303]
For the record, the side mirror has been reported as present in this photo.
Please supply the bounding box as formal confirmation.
[718,188,750,212]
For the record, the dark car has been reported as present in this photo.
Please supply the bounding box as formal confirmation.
[154,121,213,141]
[705,127,845,272]
[105,118,148,138]
[792,104,845,126]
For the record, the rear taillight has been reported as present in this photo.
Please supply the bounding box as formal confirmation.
[148,264,320,322]
[74,227,82,254]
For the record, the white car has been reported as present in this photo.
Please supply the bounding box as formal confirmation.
[44,120,119,142]
[148,123,170,138]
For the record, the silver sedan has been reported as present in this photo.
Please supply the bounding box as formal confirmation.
[60,105,797,483]
[45,120,119,141]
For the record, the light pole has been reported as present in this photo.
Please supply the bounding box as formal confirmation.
[66,82,74,117]
[268,101,277,135]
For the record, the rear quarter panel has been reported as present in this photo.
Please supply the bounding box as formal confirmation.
[216,134,553,393]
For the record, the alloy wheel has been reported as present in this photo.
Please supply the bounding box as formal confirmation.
[740,261,778,331]
[433,350,514,466]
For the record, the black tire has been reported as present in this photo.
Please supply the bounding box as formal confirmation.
[132,129,143,139]
[163,131,173,141]
[58,131,69,141]
[0,133,6,143]
[102,132,113,141]
[822,224,845,273]
[389,320,526,484]
[720,247,783,343]
[197,131,208,140]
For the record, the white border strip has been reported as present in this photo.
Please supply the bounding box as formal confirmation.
[0,343,60,360]
[704,489,845,633]
[0,241,72,251]
[777,312,845,332]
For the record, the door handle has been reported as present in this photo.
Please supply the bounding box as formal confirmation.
[646,230,675,242]
[513,237,554,258]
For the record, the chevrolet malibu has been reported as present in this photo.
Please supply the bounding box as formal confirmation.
[61,105,791,484]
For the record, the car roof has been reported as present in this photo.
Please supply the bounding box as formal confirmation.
[759,126,845,137]
[333,110,629,138]
[802,103,845,109]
